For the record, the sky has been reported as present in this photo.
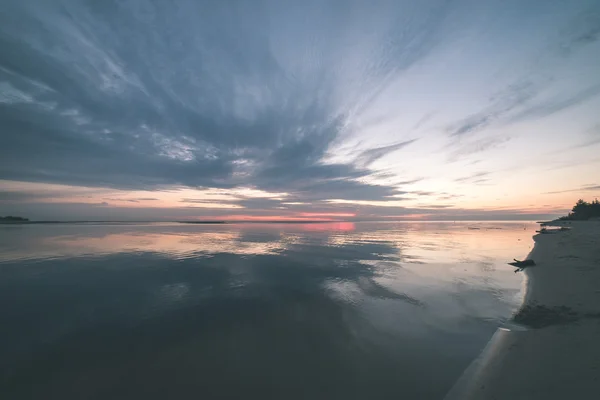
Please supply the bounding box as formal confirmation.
[1,0,599,221]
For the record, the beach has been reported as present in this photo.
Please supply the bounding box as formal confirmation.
[445,221,600,399]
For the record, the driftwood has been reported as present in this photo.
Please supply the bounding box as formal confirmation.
[509,259,536,272]
[536,227,571,234]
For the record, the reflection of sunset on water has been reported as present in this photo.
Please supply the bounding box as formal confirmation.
[32,222,356,259]
[2,222,536,274]
[43,230,285,259]
[298,222,356,232]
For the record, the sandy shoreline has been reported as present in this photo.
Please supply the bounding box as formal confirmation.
[445,221,600,399]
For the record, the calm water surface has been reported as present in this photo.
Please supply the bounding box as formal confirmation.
[0,221,536,399]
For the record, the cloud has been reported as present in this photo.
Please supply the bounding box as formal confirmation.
[544,125,600,155]
[100,197,157,203]
[446,7,600,139]
[412,111,437,130]
[437,194,463,200]
[355,139,417,167]
[556,6,600,56]
[411,191,436,196]
[1,1,599,220]
[103,198,139,203]
[568,124,600,149]
[396,178,425,186]
[507,84,600,124]
[0,190,53,202]
[445,79,598,139]
[447,81,538,137]
[415,204,454,209]
[0,187,98,202]
[0,0,449,207]
[454,171,490,183]
[544,184,600,195]
[446,136,510,162]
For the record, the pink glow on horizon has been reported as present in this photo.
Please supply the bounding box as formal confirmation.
[298,212,356,218]
[191,215,337,222]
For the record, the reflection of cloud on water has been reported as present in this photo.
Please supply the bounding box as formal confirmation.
[29,230,284,260]
[0,223,529,328]
[356,277,424,306]
[324,276,424,307]
[0,222,537,399]
[160,283,190,303]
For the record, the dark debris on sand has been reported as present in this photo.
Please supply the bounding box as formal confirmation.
[513,302,600,329]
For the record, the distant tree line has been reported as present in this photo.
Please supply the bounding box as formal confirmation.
[0,216,29,222]
[559,199,600,221]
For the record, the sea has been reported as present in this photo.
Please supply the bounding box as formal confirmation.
[0,221,537,399]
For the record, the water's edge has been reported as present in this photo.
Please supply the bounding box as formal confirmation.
[443,231,538,399]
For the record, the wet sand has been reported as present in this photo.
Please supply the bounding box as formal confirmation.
[445,221,600,399]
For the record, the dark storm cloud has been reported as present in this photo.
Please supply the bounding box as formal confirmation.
[0,0,449,204]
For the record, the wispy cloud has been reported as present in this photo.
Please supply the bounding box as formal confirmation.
[544,184,600,194]
[507,84,600,124]
[454,171,490,183]
[355,139,417,167]
[446,7,600,140]
[555,6,600,56]
[102,197,159,203]
[447,81,538,137]
[446,136,510,162]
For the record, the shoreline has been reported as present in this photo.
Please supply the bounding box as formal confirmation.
[514,220,600,326]
[445,221,600,399]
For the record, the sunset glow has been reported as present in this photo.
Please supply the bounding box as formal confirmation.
[1,1,599,221]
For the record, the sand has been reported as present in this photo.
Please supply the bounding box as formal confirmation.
[445,221,600,400]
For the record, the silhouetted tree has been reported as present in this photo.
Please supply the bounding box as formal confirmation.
[560,199,600,220]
